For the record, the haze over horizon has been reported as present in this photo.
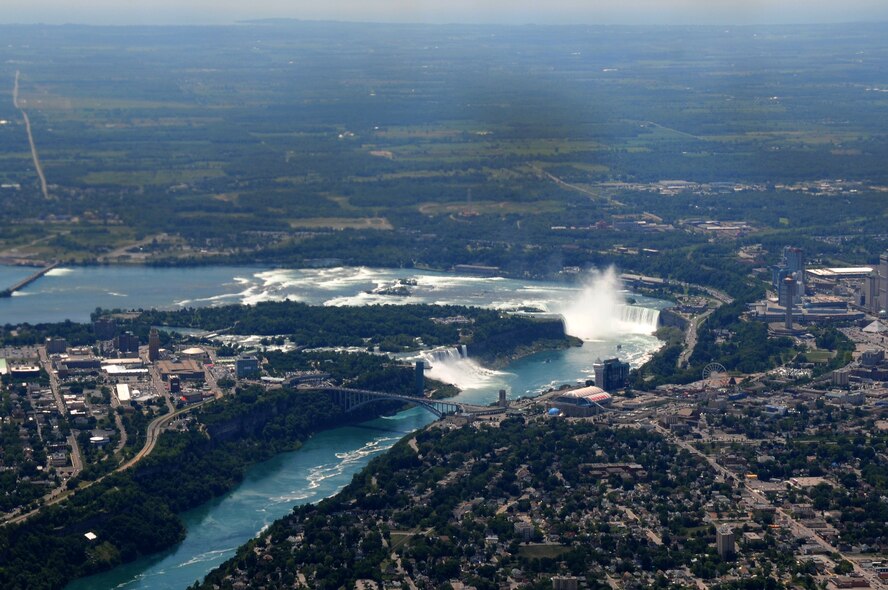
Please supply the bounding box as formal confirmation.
[1,0,888,27]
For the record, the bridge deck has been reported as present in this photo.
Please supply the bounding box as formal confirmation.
[314,386,495,418]
[1,261,58,297]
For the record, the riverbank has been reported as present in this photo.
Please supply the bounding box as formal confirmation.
[66,409,437,590]
[0,389,392,590]
[475,335,584,370]
[66,330,665,589]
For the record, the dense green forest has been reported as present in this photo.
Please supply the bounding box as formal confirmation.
[133,302,467,348]
[2,302,575,365]
[124,301,575,358]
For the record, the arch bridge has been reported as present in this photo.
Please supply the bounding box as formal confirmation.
[321,387,463,418]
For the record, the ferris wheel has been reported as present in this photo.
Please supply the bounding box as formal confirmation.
[702,363,729,387]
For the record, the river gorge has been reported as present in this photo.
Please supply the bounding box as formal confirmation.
[1,264,666,590]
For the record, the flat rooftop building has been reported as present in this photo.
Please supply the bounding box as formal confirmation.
[157,359,205,381]
[10,365,41,379]
[807,267,873,280]
[115,384,131,404]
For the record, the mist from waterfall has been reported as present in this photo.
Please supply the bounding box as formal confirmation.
[556,267,660,341]
[417,347,505,391]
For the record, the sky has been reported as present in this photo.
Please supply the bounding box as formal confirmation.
[1,0,887,26]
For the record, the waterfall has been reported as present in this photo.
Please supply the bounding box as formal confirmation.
[418,346,502,390]
[617,305,661,333]
[423,347,463,364]
[555,267,660,340]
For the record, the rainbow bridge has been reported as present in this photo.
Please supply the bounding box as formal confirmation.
[316,387,499,419]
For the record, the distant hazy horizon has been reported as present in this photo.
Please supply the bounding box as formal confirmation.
[1,0,888,27]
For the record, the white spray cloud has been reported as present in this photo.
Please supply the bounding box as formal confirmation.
[556,267,659,341]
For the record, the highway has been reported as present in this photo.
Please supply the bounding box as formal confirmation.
[116,401,209,473]
[678,307,714,368]
[2,400,209,527]
[12,70,50,200]
[3,346,225,527]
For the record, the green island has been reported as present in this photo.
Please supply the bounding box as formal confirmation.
[0,301,576,590]
[0,17,888,590]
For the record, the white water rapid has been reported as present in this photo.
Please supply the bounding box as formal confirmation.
[417,347,504,391]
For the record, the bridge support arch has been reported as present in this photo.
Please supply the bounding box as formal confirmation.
[322,387,462,419]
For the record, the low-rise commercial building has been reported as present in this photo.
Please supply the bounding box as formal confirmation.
[235,355,259,378]
[157,359,205,382]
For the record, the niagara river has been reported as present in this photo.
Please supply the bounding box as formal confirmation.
[0,265,668,590]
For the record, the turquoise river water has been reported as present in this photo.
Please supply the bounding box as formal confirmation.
[0,264,665,590]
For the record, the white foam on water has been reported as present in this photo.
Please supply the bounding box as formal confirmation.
[174,548,235,568]
[379,413,412,421]
[45,267,75,277]
[554,267,660,340]
[306,436,399,489]
[240,288,292,307]
[516,284,576,293]
[174,291,245,307]
[254,268,302,288]
[269,491,313,504]
[489,298,556,312]
[323,292,423,307]
[418,347,507,391]
[311,267,385,290]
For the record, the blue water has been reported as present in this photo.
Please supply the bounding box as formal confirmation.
[66,411,435,590]
[7,263,667,590]
[67,334,657,590]
[0,265,35,292]
[0,266,265,325]
[1,265,663,327]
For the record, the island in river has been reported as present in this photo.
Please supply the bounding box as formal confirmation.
[1,292,651,590]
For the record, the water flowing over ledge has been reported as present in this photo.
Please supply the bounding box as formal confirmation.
[0,264,666,327]
[60,266,668,590]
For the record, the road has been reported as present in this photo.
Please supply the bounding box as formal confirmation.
[670,280,733,305]
[37,346,84,475]
[111,405,128,454]
[531,164,618,204]
[664,278,733,369]
[4,346,225,528]
[67,434,83,473]
[9,347,225,523]
[678,308,714,368]
[2,400,209,527]
[116,402,208,473]
[100,232,170,263]
[13,71,50,200]
[654,423,883,588]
